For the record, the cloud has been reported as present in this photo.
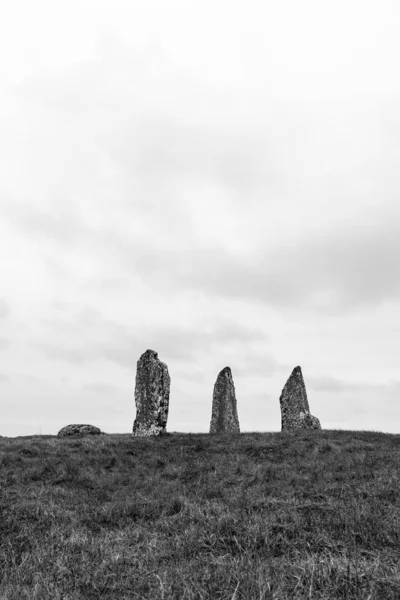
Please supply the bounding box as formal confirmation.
[0,299,11,318]
[233,353,282,378]
[109,113,277,198]
[0,372,9,383]
[267,209,400,312]
[16,374,44,384]
[172,368,207,383]
[0,198,90,245]
[307,375,363,393]
[16,205,399,316]
[33,305,270,370]
[83,382,121,394]
[151,320,269,361]
[31,306,138,368]
[34,337,138,369]
[2,38,399,320]
[0,338,10,349]
[106,202,400,314]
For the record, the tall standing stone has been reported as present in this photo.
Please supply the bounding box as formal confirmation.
[210,367,240,433]
[132,349,170,437]
[279,366,321,431]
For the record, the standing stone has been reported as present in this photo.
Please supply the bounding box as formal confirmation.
[132,349,170,437]
[279,366,321,431]
[210,367,240,433]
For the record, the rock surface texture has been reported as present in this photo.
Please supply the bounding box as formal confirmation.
[209,367,240,433]
[279,366,321,431]
[132,349,170,437]
[57,424,102,437]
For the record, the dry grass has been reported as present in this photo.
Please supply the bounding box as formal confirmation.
[1,429,400,599]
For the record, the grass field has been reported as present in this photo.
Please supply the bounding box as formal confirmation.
[1,429,400,599]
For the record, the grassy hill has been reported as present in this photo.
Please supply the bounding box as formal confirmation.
[1,429,400,599]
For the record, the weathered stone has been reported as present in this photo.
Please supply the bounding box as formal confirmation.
[132,349,170,437]
[57,424,102,437]
[210,367,240,433]
[279,366,321,431]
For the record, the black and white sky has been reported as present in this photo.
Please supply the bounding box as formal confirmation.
[1,0,400,436]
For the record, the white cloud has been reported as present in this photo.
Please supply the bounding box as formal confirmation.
[0,299,11,318]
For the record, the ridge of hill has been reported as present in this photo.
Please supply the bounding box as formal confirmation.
[1,430,400,599]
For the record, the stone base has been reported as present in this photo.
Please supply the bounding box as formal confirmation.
[282,411,321,431]
[132,422,167,437]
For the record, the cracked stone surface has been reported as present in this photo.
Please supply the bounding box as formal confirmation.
[210,367,240,433]
[279,366,321,431]
[132,349,170,437]
[57,424,102,437]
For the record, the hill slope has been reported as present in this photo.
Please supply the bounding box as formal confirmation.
[1,430,400,599]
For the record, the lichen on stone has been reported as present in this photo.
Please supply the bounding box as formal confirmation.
[279,366,321,431]
[57,424,102,437]
[210,366,240,434]
[132,349,170,437]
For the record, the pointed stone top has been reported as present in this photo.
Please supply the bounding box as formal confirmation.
[219,366,232,377]
[280,364,310,413]
[141,349,159,360]
[285,365,307,390]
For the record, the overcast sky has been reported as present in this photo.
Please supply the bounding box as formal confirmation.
[1,0,400,436]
